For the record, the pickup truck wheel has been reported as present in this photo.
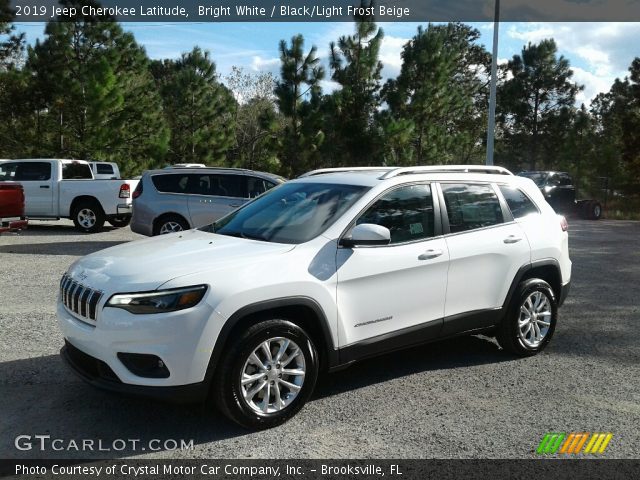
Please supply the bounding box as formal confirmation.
[497,279,557,356]
[72,201,105,233]
[153,214,189,235]
[213,319,319,430]
[108,216,131,228]
[589,201,602,220]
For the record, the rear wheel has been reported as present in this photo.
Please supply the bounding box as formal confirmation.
[497,279,557,356]
[108,216,131,228]
[72,201,105,233]
[213,319,319,430]
[153,214,189,235]
[588,201,602,220]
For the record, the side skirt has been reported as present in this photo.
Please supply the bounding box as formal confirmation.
[333,308,503,370]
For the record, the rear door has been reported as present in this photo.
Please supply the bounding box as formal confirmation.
[439,182,530,334]
[4,161,55,216]
[187,173,246,227]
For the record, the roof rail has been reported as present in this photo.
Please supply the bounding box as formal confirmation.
[378,165,513,179]
[299,167,395,178]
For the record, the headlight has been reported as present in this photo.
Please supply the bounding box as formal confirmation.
[106,285,207,314]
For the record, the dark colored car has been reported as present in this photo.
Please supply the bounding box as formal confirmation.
[518,171,602,220]
[0,182,28,233]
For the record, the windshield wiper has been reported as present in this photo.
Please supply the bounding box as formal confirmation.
[216,230,269,242]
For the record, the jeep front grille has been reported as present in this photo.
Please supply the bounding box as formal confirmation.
[60,274,103,321]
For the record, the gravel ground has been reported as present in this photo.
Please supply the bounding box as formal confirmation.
[0,219,638,459]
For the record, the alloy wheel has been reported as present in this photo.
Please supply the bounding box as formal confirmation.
[77,209,97,229]
[240,337,306,414]
[518,291,552,348]
[159,221,183,234]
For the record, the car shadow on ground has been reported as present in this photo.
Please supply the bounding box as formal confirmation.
[0,241,127,256]
[0,335,514,459]
[10,222,120,236]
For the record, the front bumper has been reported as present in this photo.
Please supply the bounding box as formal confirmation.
[56,296,224,388]
[61,340,207,403]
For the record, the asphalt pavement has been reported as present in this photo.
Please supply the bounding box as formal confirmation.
[0,219,638,459]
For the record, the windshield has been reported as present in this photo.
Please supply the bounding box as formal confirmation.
[518,172,548,187]
[201,182,369,244]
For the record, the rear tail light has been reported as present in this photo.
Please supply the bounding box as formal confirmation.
[132,182,143,199]
[119,184,130,198]
[559,215,568,232]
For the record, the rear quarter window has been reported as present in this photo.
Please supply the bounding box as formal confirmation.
[499,185,539,219]
[151,174,190,193]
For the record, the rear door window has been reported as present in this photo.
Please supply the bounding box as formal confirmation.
[441,183,504,233]
[96,163,114,175]
[208,174,243,198]
[62,162,92,179]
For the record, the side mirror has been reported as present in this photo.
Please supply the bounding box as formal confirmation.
[340,223,391,248]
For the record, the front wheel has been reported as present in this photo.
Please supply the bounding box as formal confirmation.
[213,319,319,429]
[72,201,105,233]
[497,279,557,356]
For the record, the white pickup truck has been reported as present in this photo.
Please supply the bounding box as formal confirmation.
[0,159,139,233]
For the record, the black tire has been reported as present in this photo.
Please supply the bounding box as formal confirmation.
[213,319,319,430]
[72,200,106,233]
[108,216,131,228]
[497,279,558,356]
[152,214,189,236]
[588,201,602,220]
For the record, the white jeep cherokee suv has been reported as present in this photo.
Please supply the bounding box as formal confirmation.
[57,165,571,429]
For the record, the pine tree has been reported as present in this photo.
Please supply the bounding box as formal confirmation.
[326,1,384,166]
[497,39,582,171]
[274,34,324,176]
[383,23,490,165]
[24,0,168,176]
[155,47,236,166]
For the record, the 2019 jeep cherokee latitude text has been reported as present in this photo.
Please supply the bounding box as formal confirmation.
[57,166,571,429]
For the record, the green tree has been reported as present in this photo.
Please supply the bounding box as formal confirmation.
[590,58,640,195]
[383,23,490,165]
[154,47,236,166]
[497,39,582,171]
[25,1,168,175]
[274,34,324,176]
[326,1,384,166]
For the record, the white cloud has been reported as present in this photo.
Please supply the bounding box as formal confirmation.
[379,35,409,79]
[505,22,640,105]
[250,56,280,72]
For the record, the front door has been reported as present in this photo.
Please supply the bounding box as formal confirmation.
[336,183,449,348]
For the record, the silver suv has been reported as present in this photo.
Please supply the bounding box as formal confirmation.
[130,167,284,236]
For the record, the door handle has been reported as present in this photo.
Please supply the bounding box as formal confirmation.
[229,204,241,208]
[503,235,522,244]
[418,249,443,260]
[40,185,50,189]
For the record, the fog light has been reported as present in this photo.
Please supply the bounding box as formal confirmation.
[117,352,170,378]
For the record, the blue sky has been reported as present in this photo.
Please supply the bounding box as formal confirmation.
[14,21,640,106]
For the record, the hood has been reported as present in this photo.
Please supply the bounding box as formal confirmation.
[66,229,295,292]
